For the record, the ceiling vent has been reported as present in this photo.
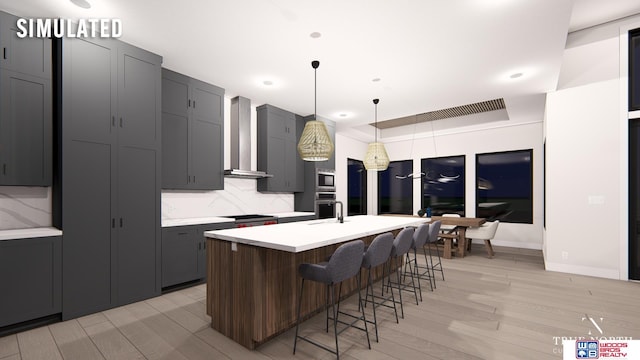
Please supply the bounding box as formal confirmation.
[372,98,506,129]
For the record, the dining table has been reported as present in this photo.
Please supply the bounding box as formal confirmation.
[429,216,486,258]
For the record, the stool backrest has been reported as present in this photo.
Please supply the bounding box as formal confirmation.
[363,232,394,268]
[412,223,430,249]
[327,240,365,283]
[427,220,442,243]
[391,227,415,257]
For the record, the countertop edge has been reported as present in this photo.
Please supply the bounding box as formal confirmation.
[0,227,63,241]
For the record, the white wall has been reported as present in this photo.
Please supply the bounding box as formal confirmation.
[543,14,640,280]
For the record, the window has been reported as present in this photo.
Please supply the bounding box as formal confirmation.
[476,150,533,224]
[378,160,413,215]
[421,155,465,216]
[630,28,640,111]
[347,158,367,216]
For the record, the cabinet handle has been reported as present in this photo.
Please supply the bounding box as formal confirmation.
[198,242,201,250]
[120,218,123,228]
[188,99,191,108]
[112,116,115,127]
[112,218,115,228]
[177,232,189,235]
[193,100,196,109]
[2,163,5,175]
[193,175,196,183]
[2,47,6,60]
[119,117,123,127]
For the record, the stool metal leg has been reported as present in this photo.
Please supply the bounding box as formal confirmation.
[330,284,339,360]
[293,278,305,354]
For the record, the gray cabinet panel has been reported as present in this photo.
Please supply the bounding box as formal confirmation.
[65,38,115,144]
[0,70,51,185]
[162,112,188,188]
[257,104,302,192]
[161,68,224,190]
[118,49,160,149]
[0,236,61,327]
[161,227,198,287]
[60,36,161,319]
[63,140,114,319]
[0,11,51,78]
[117,147,159,305]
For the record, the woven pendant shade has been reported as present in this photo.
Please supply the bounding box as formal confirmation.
[297,120,334,161]
[298,60,335,162]
[363,98,389,171]
[363,142,389,171]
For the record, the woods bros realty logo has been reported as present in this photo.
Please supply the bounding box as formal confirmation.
[16,18,122,38]
[555,314,638,358]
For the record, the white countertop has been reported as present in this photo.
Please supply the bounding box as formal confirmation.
[204,215,428,253]
[162,217,236,227]
[263,211,315,218]
[0,227,63,241]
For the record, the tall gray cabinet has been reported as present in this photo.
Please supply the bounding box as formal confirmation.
[161,68,224,190]
[256,104,304,192]
[0,11,52,186]
[58,36,162,319]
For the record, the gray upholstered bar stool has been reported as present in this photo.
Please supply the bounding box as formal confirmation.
[425,220,444,288]
[384,227,418,319]
[293,240,371,360]
[404,223,432,300]
[360,232,398,342]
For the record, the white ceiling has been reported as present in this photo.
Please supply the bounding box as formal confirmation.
[1,0,639,140]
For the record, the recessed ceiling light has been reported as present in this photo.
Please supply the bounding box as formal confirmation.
[310,32,321,39]
[372,78,381,82]
[339,113,347,117]
[509,72,523,79]
[263,80,273,86]
[70,0,91,9]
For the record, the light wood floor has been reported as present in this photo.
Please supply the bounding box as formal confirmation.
[2,245,640,360]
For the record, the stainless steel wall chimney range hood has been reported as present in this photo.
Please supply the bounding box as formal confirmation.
[224,96,273,179]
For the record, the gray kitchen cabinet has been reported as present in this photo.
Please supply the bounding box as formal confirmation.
[257,104,304,192]
[0,236,61,328]
[59,36,161,320]
[161,222,233,288]
[276,215,316,224]
[161,69,224,190]
[0,11,52,186]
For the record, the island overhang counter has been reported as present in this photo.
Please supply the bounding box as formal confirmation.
[204,215,426,349]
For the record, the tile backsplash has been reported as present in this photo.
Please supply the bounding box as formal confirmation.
[0,186,52,230]
[162,177,294,220]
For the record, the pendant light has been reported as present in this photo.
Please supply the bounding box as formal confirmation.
[297,60,334,161]
[363,98,390,171]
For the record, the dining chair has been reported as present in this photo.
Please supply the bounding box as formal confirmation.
[464,220,499,258]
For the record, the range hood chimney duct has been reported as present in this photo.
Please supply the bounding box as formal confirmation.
[224,96,273,179]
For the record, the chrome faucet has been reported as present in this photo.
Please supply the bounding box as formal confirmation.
[333,200,344,223]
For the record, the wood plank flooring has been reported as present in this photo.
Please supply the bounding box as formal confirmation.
[2,245,640,360]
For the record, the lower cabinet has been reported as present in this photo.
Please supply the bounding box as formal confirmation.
[161,223,233,288]
[0,236,61,328]
[276,215,316,224]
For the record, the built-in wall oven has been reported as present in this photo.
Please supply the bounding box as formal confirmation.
[315,192,336,219]
[316,169,335,192]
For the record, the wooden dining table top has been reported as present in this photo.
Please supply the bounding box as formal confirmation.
[429,216,486,227]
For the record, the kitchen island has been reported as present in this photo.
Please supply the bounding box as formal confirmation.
[204,215,426,349]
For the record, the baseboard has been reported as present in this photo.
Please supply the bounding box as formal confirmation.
[544,261,621,280]
[490,240,542,250]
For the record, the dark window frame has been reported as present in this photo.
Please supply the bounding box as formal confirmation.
[421,155,466,217]
[347,158,367,216]
[475,149,533,224]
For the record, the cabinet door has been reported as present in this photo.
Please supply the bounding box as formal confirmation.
[189,81,224,190]
[0,236,61,327]
[62,37,117,320]
[161,73,189,188]
[0,69,51,185]
[161,227,199,288]
[117,45,161,151]
[116,146,160,304]
[0,11,51,78]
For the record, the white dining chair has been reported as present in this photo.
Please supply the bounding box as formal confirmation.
[464,220,499,258]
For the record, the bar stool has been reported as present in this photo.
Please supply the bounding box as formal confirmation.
[425,220,444,288]
[404,223,432,300]
[384,227,418,319]
[360,232,397,342]
[293,240,370,360]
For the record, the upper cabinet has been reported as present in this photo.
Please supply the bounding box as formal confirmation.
[161,68,224,190]
[0,11,52,186]
[257,104,304,192]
